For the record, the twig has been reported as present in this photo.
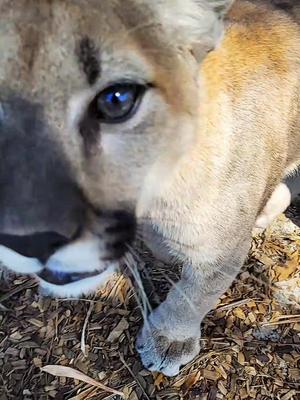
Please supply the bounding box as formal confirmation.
[119,353,151,400]
[81,302,94,356]
[201,335,300,348]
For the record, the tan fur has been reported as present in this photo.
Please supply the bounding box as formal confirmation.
[0,0,299,376]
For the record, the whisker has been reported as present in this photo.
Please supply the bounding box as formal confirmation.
[127,245,162,306]
[136,224,265,303]
[134,231,145,243]
[159,270,199,317]
[139,215,201,227]
[125,250,152,313]
[136,220,206,254]
[127,274,149,325]
[124,250,153,334]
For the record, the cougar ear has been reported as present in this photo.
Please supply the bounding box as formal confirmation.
[157,0,234,63]
[207,0,234,17]
[190,0,234,62]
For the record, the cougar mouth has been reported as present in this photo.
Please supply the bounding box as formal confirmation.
[37,268,100,285]
[0,209,135,296]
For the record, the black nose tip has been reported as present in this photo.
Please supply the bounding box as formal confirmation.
[0,232,70,263]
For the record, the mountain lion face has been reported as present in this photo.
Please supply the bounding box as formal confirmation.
[0,0,229,296]
[2,0,300,377]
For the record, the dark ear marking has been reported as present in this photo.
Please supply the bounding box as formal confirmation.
[76,37,101,85]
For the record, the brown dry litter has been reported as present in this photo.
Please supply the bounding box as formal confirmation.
[0,210,299,400]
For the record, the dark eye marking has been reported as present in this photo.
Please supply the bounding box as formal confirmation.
[76,37,100,85]
[79,111,101,156]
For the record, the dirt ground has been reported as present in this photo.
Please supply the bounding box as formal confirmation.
[0,204,300,400]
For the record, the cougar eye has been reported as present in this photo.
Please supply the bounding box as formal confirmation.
[90,83,146,123]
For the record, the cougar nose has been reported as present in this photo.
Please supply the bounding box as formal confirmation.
[0,232,70,263]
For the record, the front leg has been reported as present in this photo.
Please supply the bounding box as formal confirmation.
[136,241,251,376]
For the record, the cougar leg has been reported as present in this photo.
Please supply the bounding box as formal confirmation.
[255,183,291,229]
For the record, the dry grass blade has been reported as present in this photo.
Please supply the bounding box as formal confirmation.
[216,298,256,312]
[276,314,300,320]
[41,365,124,397]
[262,317,300,326]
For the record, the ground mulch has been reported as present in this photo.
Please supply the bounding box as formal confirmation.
[0,207,299,400]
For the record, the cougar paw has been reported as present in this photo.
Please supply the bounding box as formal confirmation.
[136,322,200,377]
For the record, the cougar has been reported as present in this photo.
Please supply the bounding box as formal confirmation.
[1,0,300,376]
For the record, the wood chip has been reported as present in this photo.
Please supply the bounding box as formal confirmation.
[107,317,129,342]
[201,369,221,381]
[281,390,297,400]
[238,352,245,365]
[233,308,247,320]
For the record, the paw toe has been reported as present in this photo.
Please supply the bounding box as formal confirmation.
[161,364,181,377]
[136,326,200,376]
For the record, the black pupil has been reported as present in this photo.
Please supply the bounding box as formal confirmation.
[96,84,138,121]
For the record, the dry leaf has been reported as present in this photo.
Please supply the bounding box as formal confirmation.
[41,365,124,397]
